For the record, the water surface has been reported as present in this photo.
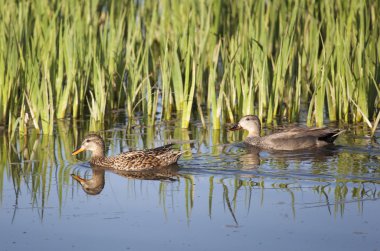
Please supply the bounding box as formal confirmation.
[1,117,379,250]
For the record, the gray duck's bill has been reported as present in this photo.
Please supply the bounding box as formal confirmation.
[229,124,242,131]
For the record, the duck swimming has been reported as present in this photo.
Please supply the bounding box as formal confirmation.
[229,115,343,151]
[72,134,183,171]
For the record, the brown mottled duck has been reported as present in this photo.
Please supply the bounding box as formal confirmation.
[229,115,343,151]
[72,134,183,171]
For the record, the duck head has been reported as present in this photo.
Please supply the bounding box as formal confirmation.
[229,115,261,137]
[72,134,106,158]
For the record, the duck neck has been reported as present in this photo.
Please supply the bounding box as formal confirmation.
[248,130,260,137]
[247,124,261,137]
[91,146,105,159]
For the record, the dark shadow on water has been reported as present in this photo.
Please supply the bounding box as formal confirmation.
[220,141,341,160]
[71,164,180,196]
[262,145,340,161]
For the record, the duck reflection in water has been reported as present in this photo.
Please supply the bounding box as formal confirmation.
[231,142,339,169]
[237,146,261,167]
[71,167,106,195]
[71,165,179,195]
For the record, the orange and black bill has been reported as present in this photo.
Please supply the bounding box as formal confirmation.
[72,147,85,155]
[229,124,242,131]
[71,174,86,183]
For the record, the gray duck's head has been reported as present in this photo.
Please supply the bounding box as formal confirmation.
[229,115,261,137]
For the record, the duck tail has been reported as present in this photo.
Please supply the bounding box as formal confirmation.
[320,129,345,143]
[172,149,186,161]
[166,150,188,165]
[153,143,175,150]
[333,129,346,137]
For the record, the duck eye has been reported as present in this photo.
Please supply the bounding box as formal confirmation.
[86,139,90,143]
[246,118,250,121]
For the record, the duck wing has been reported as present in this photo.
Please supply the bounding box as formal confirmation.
[143,144,175,155]
[268,127,341,140]
[108,144,182,171]
[145,144,183,162]
[262,127,342,150]
[108,151,163,170]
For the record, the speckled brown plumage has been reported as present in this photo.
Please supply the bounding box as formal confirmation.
[229,115,344,151]
[72,134,183,171]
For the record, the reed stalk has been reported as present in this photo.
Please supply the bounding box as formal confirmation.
[0,0,378,133]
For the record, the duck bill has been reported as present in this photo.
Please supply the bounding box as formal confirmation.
[72,147,85,155]
[71,174,86,183]
[229,124,242,131]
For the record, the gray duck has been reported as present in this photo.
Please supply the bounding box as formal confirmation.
[229,115,343,151]
[72,134,183,171]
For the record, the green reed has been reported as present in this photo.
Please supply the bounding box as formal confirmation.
[0,0,379,134]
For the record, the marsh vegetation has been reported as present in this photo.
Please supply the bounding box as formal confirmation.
[0,0,379,136]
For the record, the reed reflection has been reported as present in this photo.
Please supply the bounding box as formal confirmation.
[0,118,378,224]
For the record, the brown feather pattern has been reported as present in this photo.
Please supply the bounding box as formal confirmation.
[73,134,183,171]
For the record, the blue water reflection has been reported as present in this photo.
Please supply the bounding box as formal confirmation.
[0,119,379,250]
